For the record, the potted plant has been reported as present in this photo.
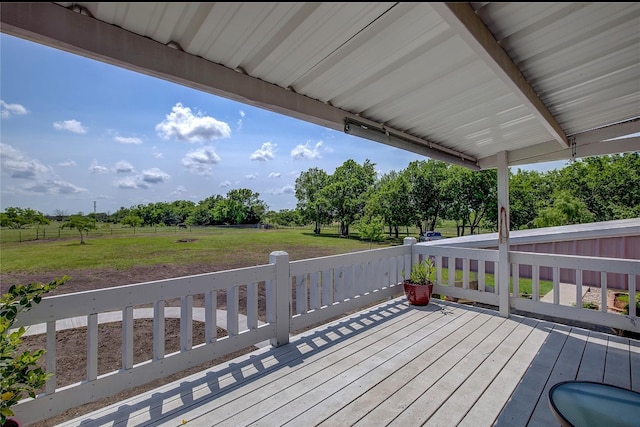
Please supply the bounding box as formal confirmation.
[403,257,435,306]
[1,277,68,427]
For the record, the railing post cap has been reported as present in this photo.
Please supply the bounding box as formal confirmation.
[270,250,289,256]
[404,237,417,245]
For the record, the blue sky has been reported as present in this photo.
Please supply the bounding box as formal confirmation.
[1,33,568,216]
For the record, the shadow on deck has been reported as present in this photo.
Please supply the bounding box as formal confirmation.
[57,298,639,427]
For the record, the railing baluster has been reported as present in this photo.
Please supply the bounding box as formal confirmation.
[266,279,275,324]
[310,272,320,310]
[334,267,343,302]
[553,266,559,305]
[247,282,258,328]
[574,271,583,306]
[436,255,443,285]
[180,295,193,351]
[345,265,355,299]
[478,259,485,292]
[296,274,306,314]
[45,321,56,394]
[122,306,134,369]
[463,258,470,289]
[321,269,332,306]
[227,286,239,336]
[205,290,217,343]
[600,273,608,313]
[153,300,165,359]
[629,274,637,317]
[448,256,455,287]
[532,264,540,301]
[87,314,98,381]
[513,263,520,298]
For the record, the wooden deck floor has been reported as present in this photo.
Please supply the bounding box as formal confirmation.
[58,298,640,427]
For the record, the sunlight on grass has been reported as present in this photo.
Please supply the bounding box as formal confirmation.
[0,227,382,273]
[438,267,553,297]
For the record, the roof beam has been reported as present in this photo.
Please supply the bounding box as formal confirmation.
[0,2,474,167]
[478,119,640,168]
[432,2,569,148]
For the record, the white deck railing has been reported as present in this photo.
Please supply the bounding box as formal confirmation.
[10,237,640,424]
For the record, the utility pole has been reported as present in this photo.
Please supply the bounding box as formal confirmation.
[94,201,96,214]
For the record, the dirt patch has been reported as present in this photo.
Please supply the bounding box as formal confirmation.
[4,263,262,427]
[5,258,387,426]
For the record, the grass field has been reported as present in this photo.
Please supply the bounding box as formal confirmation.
[1,224,548,297]
[0,226,394,273]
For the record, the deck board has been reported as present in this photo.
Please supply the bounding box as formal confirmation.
[56,298,640,427]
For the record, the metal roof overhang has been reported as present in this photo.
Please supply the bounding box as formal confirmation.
[1,2,639,170]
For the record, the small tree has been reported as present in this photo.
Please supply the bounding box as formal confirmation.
[0,207,49,229]
[121,214,143,233]
[1,277,69,425]
[61,215,96,244]
[356,215,385,248]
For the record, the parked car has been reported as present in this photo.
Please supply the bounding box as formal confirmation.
[419,231,444,242]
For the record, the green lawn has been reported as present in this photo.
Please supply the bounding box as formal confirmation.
[0,226,391,273]
[438,267,554,298]
[2,223,544,296]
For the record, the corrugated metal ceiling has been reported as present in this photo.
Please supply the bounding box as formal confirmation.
[2,2,638,169]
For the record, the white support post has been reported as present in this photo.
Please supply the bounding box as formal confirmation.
[497,150,510,317]
[270,251,290,347]
[402,237,419,280]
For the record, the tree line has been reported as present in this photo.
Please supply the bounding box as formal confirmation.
[2,153,638,238]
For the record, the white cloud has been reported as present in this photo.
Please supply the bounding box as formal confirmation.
[291,140,326,160]
[152,146,164,159]
[268,172,281,178]
[114,176,140,189]
[24,179,87,195]
[0,143,87,194]
[219,180,231,188]
[268,185,295,195]
[53,119,87,134]
[250,142,277,161]
[58,160,77,167]
[114,160,135,173]
[89,160,109,174]
[114,135,143,145]
[155,102,231,143]
[0,100,29,119]
[141,168,170,184]
[181,146,220,176]
[246,174,258,180]
[0,143,50,179]
[112,169,168,190]
[237,110,245,130]
[171,185,187,196]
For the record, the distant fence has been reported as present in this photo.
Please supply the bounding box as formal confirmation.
[0,224,250,243]
[0,223,347,243]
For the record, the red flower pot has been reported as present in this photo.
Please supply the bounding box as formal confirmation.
[403,281,433,306]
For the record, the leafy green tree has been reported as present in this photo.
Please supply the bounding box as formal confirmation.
[121,214,143,232]
[533,191,595,227]
[295,167,331,234]
[0,207,49,229]
[267,209,304,227]
[441,166,471,236]
[509,169,554,230]
[226,188,268,224]
[188,195,224,225]
[356,215,385,248]
[321,159,377,237]
[464,169,497,234]
[61,215,97,244]
[367,171,414,238]
[403,160,448,234]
